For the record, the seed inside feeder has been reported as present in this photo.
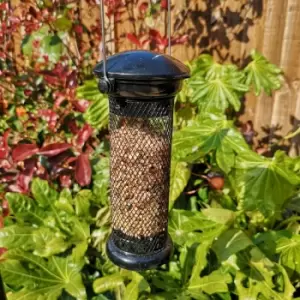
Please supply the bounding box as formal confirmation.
[110,118,170,238]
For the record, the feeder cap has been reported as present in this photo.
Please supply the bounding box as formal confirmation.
[94,50,190,81]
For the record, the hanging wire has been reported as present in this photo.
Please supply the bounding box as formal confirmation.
[99,0,108,81]
[100,0,172,59]
[167,0,171,56]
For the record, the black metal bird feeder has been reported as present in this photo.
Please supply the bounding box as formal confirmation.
[94,1,190,271]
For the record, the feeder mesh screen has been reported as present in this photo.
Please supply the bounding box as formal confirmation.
[109,97,173,253]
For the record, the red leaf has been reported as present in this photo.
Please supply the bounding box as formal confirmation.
[149,29,162,39]
[149,29,168,50]
[72,99,90,113]
[161,0,168,9]
[48,151,73,169]
[24,157,37,173]
[126,33,141,47]
[12,144,39,162]
[29,6,38,18]
[0,216,3,228]
[8,184,25,193]
[66,70,78,89]
[2,200,10,217]
[32,40,40,48]
[67,120,80,134]
[24,89,32,96]
[172,34,189,45]
[0,2,8,10]
[139,2,148,13]
[39,143,72,157]
[8,176,31,193]
[9,164,36,194]
[39,109,59,131]
[0,130,10,159]
[76,124,93,149]
[43,74,61,86]
[65,156,78,165]
[75,154,91,187]
[52,63,67,77]
[53,92,66,108]
[74,25,83,34]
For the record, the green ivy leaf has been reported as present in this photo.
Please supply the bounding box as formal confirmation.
[31,178,71,233]
[55,188,74,215]
[189,55,248,113]
[169,160,191,209]
[168,210,227,246]
[0,226,35,251]
[216,142,235,174]
[1,250,86,300]
[202,208,235,226]
[7,286,62,300]
[70,217,90,242]
[172,116,248,163]
[72,241,88,267]
[190,76,247,113]
[253,230,290,260]
[212,229,253,262]
[189,269,232,295]
[5,193,48,226]
[41,35,63,63]
[124,273,150,300]
[53,16,72,31]
[244,50,282,96]
[235,263,294,300]
[230,150,300,217]
[93,273,124,294]
[189,242,211,283]
[31,178,58,208]
[74,190,92,217]
[77,80,108,130]
[22,25,64,64]
[33,228,68,257]
[93,157,110,205]
[276,235,300,279]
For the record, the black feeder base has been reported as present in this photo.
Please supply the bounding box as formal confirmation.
[107,235,173,271]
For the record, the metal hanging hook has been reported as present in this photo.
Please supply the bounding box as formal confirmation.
[98,0,172,94]
[167,0,171,56]
[98,0,114,93]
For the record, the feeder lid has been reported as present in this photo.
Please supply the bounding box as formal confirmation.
[94,50,190,81]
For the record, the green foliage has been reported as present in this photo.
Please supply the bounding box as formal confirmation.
[22,25,65,64]
[230,150,300,218]
[173,115,249,163]
[77,80,109,130]
[2,50,300,300]
[0,178,102,299]
[2,250,86,300]
[244,50,282,95]
[190,56,248,113]
[169,161,191,208]
[276,235,300,279]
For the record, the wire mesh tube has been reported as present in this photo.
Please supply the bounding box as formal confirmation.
[94,49,190,270]
[108,97,173,256]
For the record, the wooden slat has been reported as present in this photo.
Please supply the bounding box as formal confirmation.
[252,0,288,138]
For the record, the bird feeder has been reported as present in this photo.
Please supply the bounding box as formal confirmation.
[94,50,189,270]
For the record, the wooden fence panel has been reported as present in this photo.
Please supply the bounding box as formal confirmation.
[9,0,300,153]
[113,0,300,154]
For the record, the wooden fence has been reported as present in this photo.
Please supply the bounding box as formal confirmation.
[110,0,300,155]
[10,0,300,155]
